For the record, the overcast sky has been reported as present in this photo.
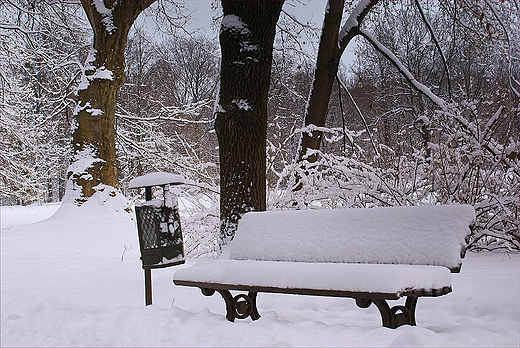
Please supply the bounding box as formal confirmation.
[137,1,357,70]
[184,0,326,34]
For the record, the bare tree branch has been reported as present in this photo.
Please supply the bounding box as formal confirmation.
[414,0,452,100]
[359,28,447,109]
[336,73,380,158]
[484,0,520,99]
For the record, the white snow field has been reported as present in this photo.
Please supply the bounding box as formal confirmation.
[1,202,519,347]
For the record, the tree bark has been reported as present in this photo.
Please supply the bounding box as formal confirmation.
[69,0,154,204]
[297,0,377,165]
[215,1,284,242]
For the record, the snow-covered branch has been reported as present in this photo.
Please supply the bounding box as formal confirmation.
[359,28,447,109]
[338,0,378,52]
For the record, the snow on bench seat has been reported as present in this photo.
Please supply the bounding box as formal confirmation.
[173,259,451,298]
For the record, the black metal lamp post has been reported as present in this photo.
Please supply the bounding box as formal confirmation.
[129,172,186,306]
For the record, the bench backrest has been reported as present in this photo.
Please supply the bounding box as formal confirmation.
[229,205,475,272]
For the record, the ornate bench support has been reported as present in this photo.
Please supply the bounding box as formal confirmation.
[356,297,418,329]
[201,288,260,322]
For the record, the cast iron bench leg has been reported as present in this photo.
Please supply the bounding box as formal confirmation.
[247,292,261,320]
[356,297,418,329]
[201,288,260,322]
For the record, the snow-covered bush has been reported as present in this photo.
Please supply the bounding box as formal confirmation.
[175,183,220,258]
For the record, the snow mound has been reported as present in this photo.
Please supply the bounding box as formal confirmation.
[52,184,130,222]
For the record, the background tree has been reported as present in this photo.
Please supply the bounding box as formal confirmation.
[1,0,89,205]
[116,29,219,191]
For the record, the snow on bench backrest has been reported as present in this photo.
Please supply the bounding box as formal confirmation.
[229,205,475,272]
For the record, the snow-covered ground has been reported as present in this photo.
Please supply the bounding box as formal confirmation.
[1,202,519,347]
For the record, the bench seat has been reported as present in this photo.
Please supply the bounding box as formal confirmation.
[174,259,452,299]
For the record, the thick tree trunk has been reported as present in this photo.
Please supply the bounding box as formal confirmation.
[68,0,154,204]
[215,1,284,242]
[297,0,377,166]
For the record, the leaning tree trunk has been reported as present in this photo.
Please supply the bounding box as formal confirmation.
[215,1,284,242]
[68,0,154,205]
[297,0,345,165]
[297,0,377,166]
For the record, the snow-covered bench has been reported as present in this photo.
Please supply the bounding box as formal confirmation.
[173,205,475,328]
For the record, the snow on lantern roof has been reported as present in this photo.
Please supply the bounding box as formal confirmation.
[129,172,185,189]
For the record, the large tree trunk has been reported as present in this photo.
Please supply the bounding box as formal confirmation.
[68,0,154,204]
[297,0,377,165]
[215,1,284,242]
